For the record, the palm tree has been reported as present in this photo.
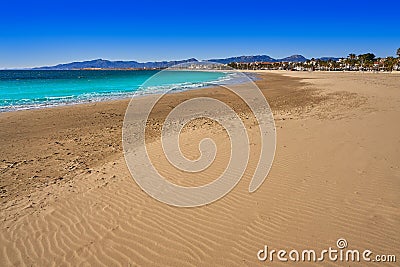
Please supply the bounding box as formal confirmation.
[348,53,356,60]
[385,57,395,71]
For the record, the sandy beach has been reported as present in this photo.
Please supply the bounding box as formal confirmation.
[1,71,399,265]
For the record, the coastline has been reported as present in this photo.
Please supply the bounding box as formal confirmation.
[0,69,246,113]
[1,71,399,265]
[6,68,398,114]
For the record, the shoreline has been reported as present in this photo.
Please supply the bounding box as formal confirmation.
[7,68,399,114]
[0,69,252,113]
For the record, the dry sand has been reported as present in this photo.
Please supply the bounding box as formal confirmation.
[0,71,399,266]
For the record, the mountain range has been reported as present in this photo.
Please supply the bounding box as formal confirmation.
[208,54,308,64]
[32,58,199,70]
[30,55,340,70]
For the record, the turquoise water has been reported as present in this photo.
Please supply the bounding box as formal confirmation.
[0,70,232,112]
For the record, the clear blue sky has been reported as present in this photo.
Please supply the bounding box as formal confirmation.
[1,0,399,68]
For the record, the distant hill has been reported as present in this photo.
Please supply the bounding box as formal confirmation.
[279,55,308,62]
[317,57,341,61]
[208,55,277,64]
[32,58,198,70]
[208,54,308,63]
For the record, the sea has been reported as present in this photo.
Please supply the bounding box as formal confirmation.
[0,70,248,112]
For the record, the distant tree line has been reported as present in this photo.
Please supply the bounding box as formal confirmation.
[228,49,400,72]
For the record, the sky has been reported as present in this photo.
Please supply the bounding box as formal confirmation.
[0,0,399,68]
